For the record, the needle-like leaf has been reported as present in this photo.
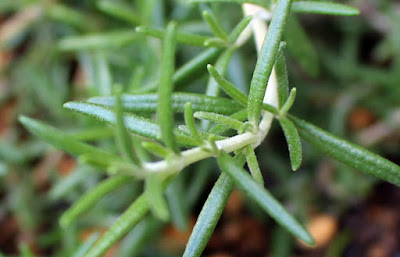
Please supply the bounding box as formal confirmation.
[292,1,360,16]
[158,21,179,152]
[280,88,296,115]
[145,174,170,221]
[194,112,244,131]
[244,146,264,184]
[63,102,199,147]
[60,175,134,228]
[289,115,400,185]
[97,0,141,25]
[184,102,203,144]
[202,10,229,40]
[19,116,118,167]
[183,154,246,257]
[229,15,253,43]
[89,93,243,115]
[275,42,289,108]
[136,26,212,47]
[247,0,293,126]
[188,0,270,9]
[279,116,302,171]
[217,151,314,245]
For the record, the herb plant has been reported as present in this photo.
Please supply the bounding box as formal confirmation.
[9,0,400,256]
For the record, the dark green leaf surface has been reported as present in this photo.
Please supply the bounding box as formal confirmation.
[247,0,293,125]
[217,151,314,245]
[290,115,400,186]
[279,117,302,171]
[145,175,170,221]
[275,42,289,108]
[292,1,360,16]
[88,93,243,115]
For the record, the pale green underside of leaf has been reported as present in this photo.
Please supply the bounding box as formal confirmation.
[63,102,199,147]
[290,115,400,186]
[292,1,360,16]
[217,151,314,245]
[88,93,244,115]
[279,117,302,171]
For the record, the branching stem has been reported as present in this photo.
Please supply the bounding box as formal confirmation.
[140,4,278,175]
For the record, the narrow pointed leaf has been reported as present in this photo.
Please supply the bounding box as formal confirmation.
[194,112,244,131]
[207,64,247,106]
[115,89,140,164]
[280,88,296,115]
[202,11,229,40]
[63,102,198,147]
[292,2,360,16]
[244,146,264,184]
[89,93,243,115]
[275,42,289,108]
[184,154,246,257]
[136,26,212,47]
[284,15,319,77]
[158,22,178,152]
[248,0,293,125]
[209,109,248,135]
[289,115,400,186]
[97,0,141,25]
[217,151,314,245]
[84,194,149,257]
[145,174,170,221]
[58,30,140,51]
[229,15,253,43]
[60,175,134,228]
[142,141,171,158]
[184,102,203,144]
[279,117,302,171]
[19,116,118,166]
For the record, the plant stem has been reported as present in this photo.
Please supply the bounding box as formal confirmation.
[136,4,278,176]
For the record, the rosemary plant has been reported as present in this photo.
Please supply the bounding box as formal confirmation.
[14,0,399,256]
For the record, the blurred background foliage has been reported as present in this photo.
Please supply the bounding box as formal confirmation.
[0,0,399,256]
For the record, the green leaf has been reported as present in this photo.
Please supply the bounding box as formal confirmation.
[292,2,360,16]
[244,146,264,184]
[58,30,140,51]
[289,115,400,186]
[275,42,290,108]
[229,15,253,43]
[183,154,246,257]
[60,175,134,228]
[284,15,319,77]
[84,194,149,257]
[188,0,270,9]
[145,174,170,221]
[46,4,94,30]
[88,93,243,115]
[141,141,171,158]
[158,22,179,152]
[97,0,141,25]
[72,233,100,257]
[166,174,189,231]
[217,151,314,245]
[19,116,118,167]
[202,10,229,40]
[279,117,302,171]
[63,102,199,147]
[194,111,244,131]
[184,102,203,144]
[280,88,296,115]
[207,64,247,106]
[114,88,140,164]
[136,26,212,47]
[209,109,248,135]
[247,0,293,126]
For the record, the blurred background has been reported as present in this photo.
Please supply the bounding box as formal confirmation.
[0,0,399,256]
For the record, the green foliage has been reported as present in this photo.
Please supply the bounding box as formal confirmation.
[6,0,399,256]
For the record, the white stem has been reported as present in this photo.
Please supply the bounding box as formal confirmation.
[137,4,279,175]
